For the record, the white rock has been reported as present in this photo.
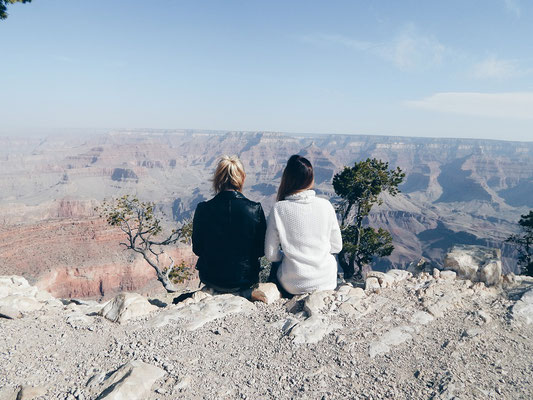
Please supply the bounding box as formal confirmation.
[290,315,340,344]
[14,386,47,400]
[336,285,364,300]
[432,268,440,279]
[92,360,165,400]
[423,293,462,318]
[369,326,414,358]
[99,293,157,323]
[149,294,255,330]
[250,283,281,304]
[410,311,434,325]
[513,288,533,325]
[66,312,93,327]
[443,245,502,286]
[303,291,333,316]
[0,295,43,314]
[337,302,358,317]
[440,270,457,280]
[479,260,502,287]
[365,277,380,292]
[386,269,412,283]
[0,304,22,319]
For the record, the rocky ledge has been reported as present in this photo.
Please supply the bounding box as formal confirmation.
[1,252,533,399]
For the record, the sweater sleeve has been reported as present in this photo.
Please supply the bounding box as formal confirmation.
[265,208,282,262]
[329,203,343,254]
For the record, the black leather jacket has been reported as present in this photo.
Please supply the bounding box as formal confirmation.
[192,191,266,290]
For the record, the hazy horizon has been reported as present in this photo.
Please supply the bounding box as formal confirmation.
[1,127,532,144]
[1,1,532,141]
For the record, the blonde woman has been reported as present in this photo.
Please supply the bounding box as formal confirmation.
[192,155,266,292]
[265,155,342,295]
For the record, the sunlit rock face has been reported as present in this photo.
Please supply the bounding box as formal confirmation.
[0,131,531,297]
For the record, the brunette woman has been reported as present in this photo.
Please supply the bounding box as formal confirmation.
[265,155,342,295]
[192,156,266,292]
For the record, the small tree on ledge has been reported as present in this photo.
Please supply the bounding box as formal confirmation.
[97,195,192,293]
[333,158,404,279]
[506,210,533,277]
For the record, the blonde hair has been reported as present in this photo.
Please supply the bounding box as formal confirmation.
[213,155,246,193]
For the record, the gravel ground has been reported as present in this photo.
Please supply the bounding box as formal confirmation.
[1,276,533,400]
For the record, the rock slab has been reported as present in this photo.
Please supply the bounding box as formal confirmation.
[251,283,281,304]
[90,360,165,400]
[443,245,502,286]
[99,293,157,323]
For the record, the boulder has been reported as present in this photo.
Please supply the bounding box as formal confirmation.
[369,326,414,358]
[290,315,340,344]
[440,270,457,280]
[385,269,412,283]
[407,258,434,275]
[443,245,502,286]
[366,271,395,288]
[0,304,22,319]
[303,291,333,316]
[335,285,366,303]
[99,293,157,323]
[0,295,43,314]
[479,260,502,286]
[89,360,165,400]
[513,288,533,325]
[250,283,281,304]
[15,386,48,400]
[365,277,380,292]
[149,293,255,330]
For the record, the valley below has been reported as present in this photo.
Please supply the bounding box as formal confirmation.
[0,130,531,298]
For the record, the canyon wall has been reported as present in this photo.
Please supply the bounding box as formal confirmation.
[0,130,531,297]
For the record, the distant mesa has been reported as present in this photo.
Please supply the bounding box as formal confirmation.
[435,158,491,203]
[401,172,430,193]
[111,168,138,182]
[498,179,533,208]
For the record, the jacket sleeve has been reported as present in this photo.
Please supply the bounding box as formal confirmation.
[254,204,266,258]
[265,207,282,262]
[192,202,205,257]
[329,203,343,254]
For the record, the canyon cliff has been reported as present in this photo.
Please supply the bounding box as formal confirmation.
[0,131,531,297]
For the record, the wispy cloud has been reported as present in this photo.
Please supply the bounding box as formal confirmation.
[503,0,521,17]
[405,92,533,119]
[300,25,447,71]
[471,55,522,79]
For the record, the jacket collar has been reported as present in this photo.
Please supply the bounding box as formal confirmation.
[215,190,246,200]
[285,189,316,201]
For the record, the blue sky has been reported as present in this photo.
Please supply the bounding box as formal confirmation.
[1,0,532,141]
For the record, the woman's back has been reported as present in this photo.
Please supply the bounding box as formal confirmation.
[193,191,266,290]
[265,190,342,294]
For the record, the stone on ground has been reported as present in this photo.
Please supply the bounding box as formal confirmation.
[369,326,414,358]
[513,288,533,325]
[444,245,502,286]
[290,315,340,344]
[440,270,457,280]
[303,291,333,316]
[251,283,281,304]
[365,277,380,292]
[89,360,165,400]
[99,292,157,323]
[0,276,59,317]
[149,293,255,330]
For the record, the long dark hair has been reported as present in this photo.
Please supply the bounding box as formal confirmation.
[277,155,314,201]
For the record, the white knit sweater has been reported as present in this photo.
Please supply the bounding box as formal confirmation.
[265,190,342,294]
